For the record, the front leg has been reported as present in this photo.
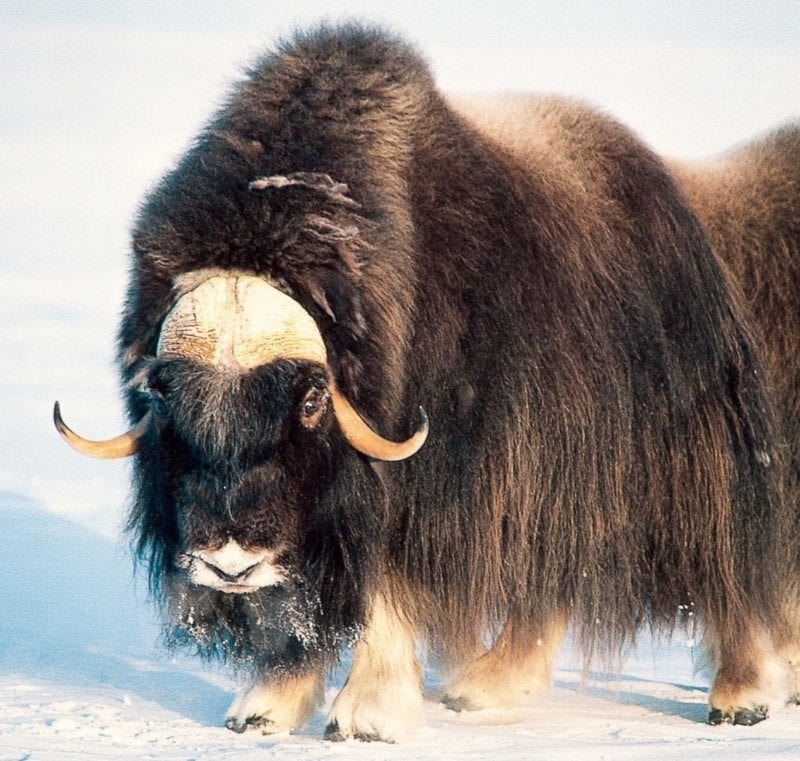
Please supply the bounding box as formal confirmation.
[226,669,324,734]
[442,611,567,711]
[325,592,424,742]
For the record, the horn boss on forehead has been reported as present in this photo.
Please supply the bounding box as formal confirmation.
[54,273,427,462]
[157,275,328,368]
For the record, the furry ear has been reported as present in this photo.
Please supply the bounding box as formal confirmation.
[292,266,368,394]
[298,266,367,337]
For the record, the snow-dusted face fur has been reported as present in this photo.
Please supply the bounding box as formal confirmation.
[145,358,325,577]
[129,355,380,673]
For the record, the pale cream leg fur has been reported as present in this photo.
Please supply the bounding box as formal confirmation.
[780,638,800,704]
[774,587,800,703]
[325,592,424,742]
[443,612,568,711]
[225,670,324,734]
[782,645,800,703]
[707,622,792,725]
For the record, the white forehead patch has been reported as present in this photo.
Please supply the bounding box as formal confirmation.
[158,273,327,369]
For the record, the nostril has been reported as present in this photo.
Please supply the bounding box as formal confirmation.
[188,539,269,588]
[198,556,261,584]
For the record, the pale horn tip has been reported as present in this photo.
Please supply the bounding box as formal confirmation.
[53,400,65,433]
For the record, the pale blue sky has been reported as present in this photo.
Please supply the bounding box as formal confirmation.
[3,1,799,47]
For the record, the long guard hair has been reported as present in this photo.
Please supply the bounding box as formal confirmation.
[119,24,792,684]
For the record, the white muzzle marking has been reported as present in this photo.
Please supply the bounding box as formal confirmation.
[182,539,286,593]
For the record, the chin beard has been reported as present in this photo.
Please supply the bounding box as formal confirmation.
[161,571,360,675]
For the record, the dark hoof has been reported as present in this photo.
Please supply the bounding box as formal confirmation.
[324,720,345,742]
[355,731,385,742]
[225,714,276,734]
[441,694,475,713]
[708,705,768,726]
[733,706,769,726]
[323,720,390,743]
[225,717,249,734]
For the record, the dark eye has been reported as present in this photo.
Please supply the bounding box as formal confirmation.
[136,365,169,417]
[299,387,329,429]
[149,391,169,419]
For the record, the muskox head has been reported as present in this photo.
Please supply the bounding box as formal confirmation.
[54,272,427,672]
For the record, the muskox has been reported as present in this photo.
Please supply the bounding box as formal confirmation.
[55,24,800,740]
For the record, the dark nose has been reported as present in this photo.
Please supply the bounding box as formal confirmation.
[197,556,261,584]
[187,539,277,590]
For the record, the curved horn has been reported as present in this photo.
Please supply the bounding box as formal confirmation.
[330,385,428,461]
[53,401,151,459]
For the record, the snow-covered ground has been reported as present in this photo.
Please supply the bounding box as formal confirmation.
[2,502,799,760]
[2,4,800,759]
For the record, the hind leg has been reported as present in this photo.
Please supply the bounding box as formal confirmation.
[442,611,568,711]
[707,617,790,725]
[774,584,800,703]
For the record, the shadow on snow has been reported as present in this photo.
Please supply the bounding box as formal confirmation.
[0,490,231,727]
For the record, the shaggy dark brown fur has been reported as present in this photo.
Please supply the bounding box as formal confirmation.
[672,126,800,537]
[109,23,795,735]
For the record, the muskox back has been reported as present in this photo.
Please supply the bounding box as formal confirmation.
[409,92,788,655]
[671,125,800,499]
